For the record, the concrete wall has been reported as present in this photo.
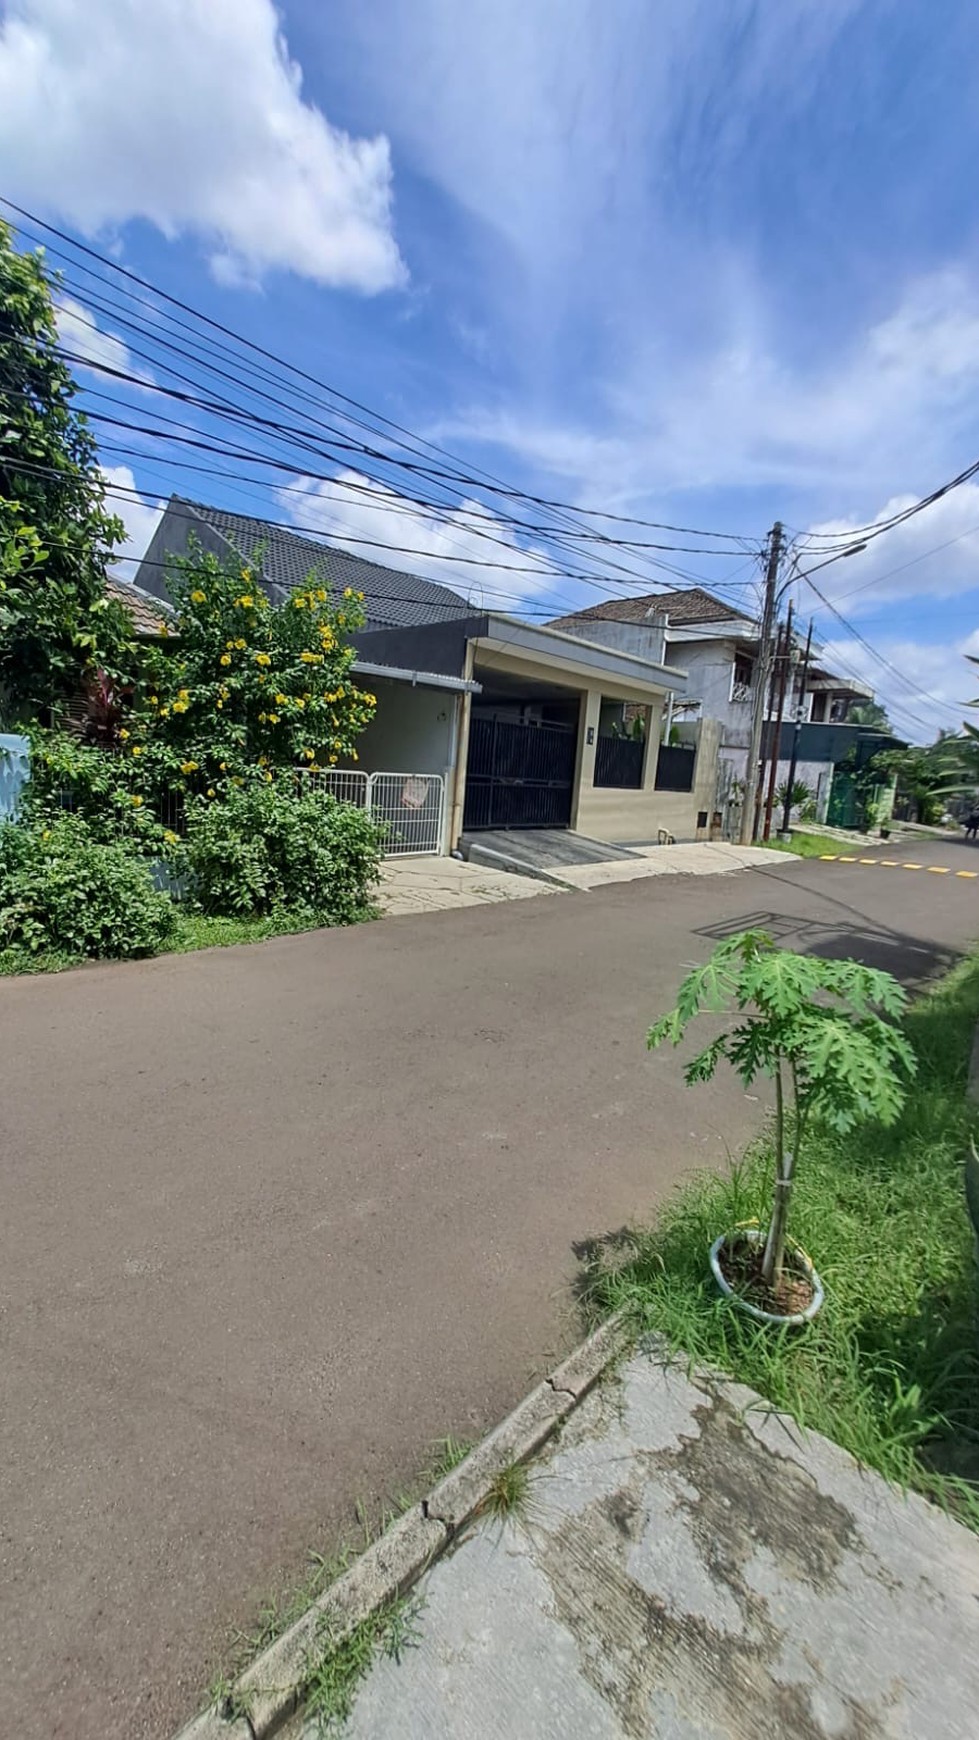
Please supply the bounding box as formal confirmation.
[355,677,457,778]
[576,718,721,843]
[664,637,753,746]
[557,617,667,665]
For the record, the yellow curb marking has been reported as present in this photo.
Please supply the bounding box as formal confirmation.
[858,858,878,864]
[838,855,858,862]
[956,870,979,879]
[902,863,923,870]
[927,865,950,874]
[819,853,838,861]
[880,859,900,866]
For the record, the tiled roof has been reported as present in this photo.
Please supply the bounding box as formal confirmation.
[549,587,748,630]
[106,574,174,636]
[173,498,472,630]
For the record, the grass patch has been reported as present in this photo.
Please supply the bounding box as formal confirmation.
[0,903,380,977]
[169,908,322,953]
[478,1459,533,1524]
[763,829,862,858]
[585,953,979,1527]
[305,1596,422,1735]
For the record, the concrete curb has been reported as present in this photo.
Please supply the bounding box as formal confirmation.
[173,1315,628,1740]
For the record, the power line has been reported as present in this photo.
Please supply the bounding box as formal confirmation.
[2,197,758,541]
[799,571,966,725]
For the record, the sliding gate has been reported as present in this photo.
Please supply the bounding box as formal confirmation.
[463,714,577,829]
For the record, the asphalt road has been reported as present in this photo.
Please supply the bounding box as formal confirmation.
[2,838,976,1739]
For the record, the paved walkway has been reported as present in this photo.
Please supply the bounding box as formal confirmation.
[378,856,555,915]
[321,1350,979,1740]
[380,843,790,910]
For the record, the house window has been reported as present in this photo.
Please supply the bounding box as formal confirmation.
[731,653,754,704]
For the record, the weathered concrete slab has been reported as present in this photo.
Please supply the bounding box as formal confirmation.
[319,1351,979,1739]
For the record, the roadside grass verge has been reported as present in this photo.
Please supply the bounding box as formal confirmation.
[764,829,868,858]
[584,952,979,1528]
[0,904,379,976]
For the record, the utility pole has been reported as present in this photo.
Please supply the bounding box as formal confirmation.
[739,520,783,844]
[779,616,814,837]
[762,601,793,840]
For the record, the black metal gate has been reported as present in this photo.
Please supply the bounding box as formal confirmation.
[463,714,577,829]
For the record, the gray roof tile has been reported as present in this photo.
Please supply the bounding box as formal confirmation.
[173,498,472,630]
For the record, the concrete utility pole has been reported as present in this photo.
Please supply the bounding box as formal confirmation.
[740,520,783,845]
[779,616,814,838]
[762,601,793,841]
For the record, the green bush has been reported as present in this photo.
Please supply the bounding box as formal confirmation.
[23,728,174,856]
[178,781,383,923]
[0,816,177,959]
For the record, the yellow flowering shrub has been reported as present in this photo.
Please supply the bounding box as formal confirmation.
[129,544,376,798]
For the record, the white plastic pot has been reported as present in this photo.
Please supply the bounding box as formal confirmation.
[709,1226,824,1326]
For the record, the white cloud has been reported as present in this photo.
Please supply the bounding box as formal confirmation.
[278,471,569,610]
[0,0,404,292]
[55,296,151,383]
[801,486,979,614]
[100,466,164,573]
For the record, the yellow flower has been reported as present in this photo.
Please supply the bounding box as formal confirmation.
[300,650,322,664]
[149,695,159,706]
[191,589,206,604]
[258,755,269,767]
[241,567,251,581]
[159,623,169,638]
[236,595,254,608]
[302,747,315,760]
[295,697,305,710]
[159,706,170,718]
[220,653,232,667]
[351,749,358,762]
[316,588,327,602]
[131,745,142,756]
[258,712,267,723]
[268,713,280,725]
[180,760,198,774]
[293,595,306,608]
[172,700,188,714]
[207,788,216,799]
[226,640,235,650]
[264,771,273,783]
[216,699,224,709]
[178,688,189,700]
[343,586,353,598]
[219,761,227,772]
[274,693,287,705]
[257,674,266,684]
[309,762,322,772]
[164,829,179,845]
[255,652,271,667]
[235,638,246,650]
[131,794,143,807]
[328,754,337,765]
[118,727,130,741]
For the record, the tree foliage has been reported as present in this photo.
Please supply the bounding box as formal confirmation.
[648,931,915,1287]
[0,219,133,725]
[122,546,377,801]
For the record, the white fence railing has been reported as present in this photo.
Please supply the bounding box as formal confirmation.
[298,768,445,857]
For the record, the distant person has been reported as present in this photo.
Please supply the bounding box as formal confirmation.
[965,812,979,841]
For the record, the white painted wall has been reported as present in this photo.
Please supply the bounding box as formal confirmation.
[355,676,457,777]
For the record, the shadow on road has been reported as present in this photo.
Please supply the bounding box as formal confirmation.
[693,907,960,988]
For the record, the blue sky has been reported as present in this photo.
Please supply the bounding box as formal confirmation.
[3,0,979,739]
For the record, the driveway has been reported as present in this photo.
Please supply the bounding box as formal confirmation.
[1,841,975,1738]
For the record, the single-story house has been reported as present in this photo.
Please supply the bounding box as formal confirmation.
[134,496,718,852]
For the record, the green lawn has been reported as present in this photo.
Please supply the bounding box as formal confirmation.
[586,953,979,1528]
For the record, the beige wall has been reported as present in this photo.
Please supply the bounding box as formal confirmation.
[577,718,721,843]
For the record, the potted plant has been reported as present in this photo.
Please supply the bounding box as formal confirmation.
[647,930,916,1324]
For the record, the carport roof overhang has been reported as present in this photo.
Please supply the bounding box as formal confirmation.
[471,615,688,702]
[353,657,481,694]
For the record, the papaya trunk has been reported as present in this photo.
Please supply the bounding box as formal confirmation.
[761,1063,794,1287]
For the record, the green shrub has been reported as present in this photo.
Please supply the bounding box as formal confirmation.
[178,781,383,923]
[23,728,174,856]
[0,815,177,959]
